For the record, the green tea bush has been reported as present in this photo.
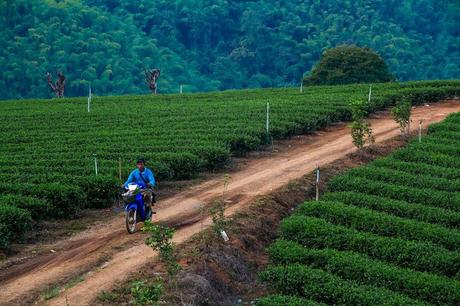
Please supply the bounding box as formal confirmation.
[279,216,460,277]
[130,280,163,306]
[0,195,51,219]
[260,264,425,305]
[1,81,458,247]
[328,175,460,212]
[256,295,324,306]
[0,183,85,217]
[0,204,32,249]
[348,165,460,192]
[294,201,460,250]
[372,157,460,180]
[392,150,460,168]
[322,192,460,228]
[260,110,460,303]
[268,241,460,305]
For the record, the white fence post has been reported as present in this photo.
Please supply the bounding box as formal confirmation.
[87,84,92,113]
[316,165,320,201]
[93,154,98,176]
[368,85,372,104]
[180,84,183,94]
[266,102,270,136]
[220,230,229,242]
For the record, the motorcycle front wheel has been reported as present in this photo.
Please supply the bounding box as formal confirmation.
[126,208,137,234]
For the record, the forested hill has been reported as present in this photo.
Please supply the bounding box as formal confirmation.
[1,0,459,99]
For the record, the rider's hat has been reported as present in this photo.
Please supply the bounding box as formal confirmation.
[136,158,145,165]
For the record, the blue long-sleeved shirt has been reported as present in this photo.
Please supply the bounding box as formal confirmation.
[124,168,156,188]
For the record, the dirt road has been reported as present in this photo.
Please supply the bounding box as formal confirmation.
[1,101,459,306]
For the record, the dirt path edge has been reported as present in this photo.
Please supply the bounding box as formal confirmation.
[101,134,413,305]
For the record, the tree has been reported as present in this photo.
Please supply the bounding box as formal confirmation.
[349,99,375,150]
[46,71,66,98]
[144,68,161,95]
[143,221,180,277]
[392,99,412,137]
[304,45,395,85]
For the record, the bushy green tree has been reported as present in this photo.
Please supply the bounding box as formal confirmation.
[392,99,412,136]
[349,99,375,150]
[305,45,395,85]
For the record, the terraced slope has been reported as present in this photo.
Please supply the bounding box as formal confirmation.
[261,111,460,305]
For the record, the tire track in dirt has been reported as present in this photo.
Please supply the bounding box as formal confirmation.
[1,101,459,306]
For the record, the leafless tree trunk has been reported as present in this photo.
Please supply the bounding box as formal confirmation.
[46,71,66,98]
[144,68,160,95]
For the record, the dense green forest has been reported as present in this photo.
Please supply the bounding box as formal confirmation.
[1,0,459,99]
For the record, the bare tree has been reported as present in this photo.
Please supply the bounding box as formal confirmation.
[46,71,66,98]
[144,68,161,95]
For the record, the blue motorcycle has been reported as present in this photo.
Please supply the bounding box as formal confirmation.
[122,183,153,234]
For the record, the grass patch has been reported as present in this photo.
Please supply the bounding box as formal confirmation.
[41,275,85,301]
[64,275,85,289]
[63,222,88,234]
[42,286,60,300]
[97,290,118,302]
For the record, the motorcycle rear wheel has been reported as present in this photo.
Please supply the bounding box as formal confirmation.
[126,208,137,234]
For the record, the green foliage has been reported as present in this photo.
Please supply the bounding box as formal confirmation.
[392,99,412,135]
[0,204,32,250]
[0,195,50,219]
[348,161,460,192]
[268,241,460,305]
[0,223,10,250]
[256,295,324,306]
[295,201,460,251]
[349,99,368,120]
[42,284,61,300]
[261,113,460,304]
[349,99,374,149]
[130,280,163,306]
[1,1,460,99]
[77,176,120,209]
[372,156,460,181]
[329,175,460,212]
[322,192,460,228]
[260,264,425,305]
[305,45,394,85]
[97,290,118,303]
[350,120,374,150]
[0,183,85,217]
[0,81,458,248]
[143,221,180,277]
[279,215,460,278]
[392,149,460,169]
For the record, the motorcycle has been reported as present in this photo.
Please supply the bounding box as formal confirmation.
[122,183,154,234]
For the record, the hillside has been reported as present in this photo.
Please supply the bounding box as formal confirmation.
[1,0,459,99]
[260,112,460,305]
[0,81,459,250]
[2,94,460,305]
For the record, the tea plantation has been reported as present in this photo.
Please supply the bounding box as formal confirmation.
[0,81,459,249]
[260,111,460,305]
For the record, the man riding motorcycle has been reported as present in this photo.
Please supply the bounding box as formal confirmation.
[124,159,157,219]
